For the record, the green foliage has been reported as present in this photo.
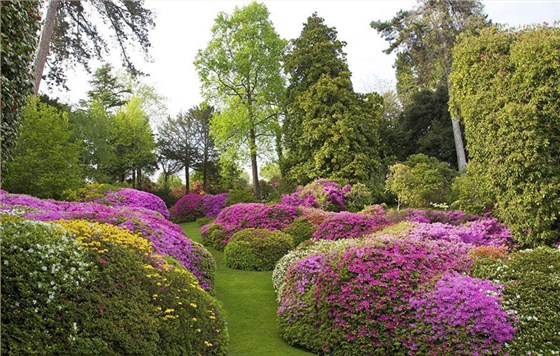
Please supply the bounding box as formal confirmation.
[226,188,258,206]
[344,183,373,213]
[3,98,84,198]
[61,183,120,202]
[386,154,458,209]
[0,1,40,161]
[283,14,383,187]
[450,25,560,246]
[195,2,287,199]
[86,64,130,109]
[201,224,230,251]
[284,218,317,246]
[471,247,560,354]
[224,228,294,271]
[450,168,494,214]
[197,217,215,227]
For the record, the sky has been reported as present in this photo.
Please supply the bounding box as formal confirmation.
[44,0,560,119]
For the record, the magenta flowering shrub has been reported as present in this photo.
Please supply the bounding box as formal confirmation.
[312,212,390,241]
[202,193,228,217]
[99,188,170,219]
[408,273,515,355]
[242,204,300,231]
[388,208,479,225]
[281,179,351,212]
[170,193,204,222]
[214,203,265,230]
[1,191,216,292]
[278,235,472,354]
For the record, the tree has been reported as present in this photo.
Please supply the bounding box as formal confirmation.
[190,105,220,192]
[195,2,287,199]
[371,0,489,171]
[108,96,156,187]
[0,1,41,173]
[33,0,155,92]
[283,13,383,188]
[3,98,84,198]
[450,25,560,247]
[86,63,130,110]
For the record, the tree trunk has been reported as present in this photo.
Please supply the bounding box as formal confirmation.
[451,118,467,172]
[202,146,208,192]
[132,169,136,188]
[184,164,190,195]
[33,0,59,94]
[249,128,260,200]
[137,168,141,188]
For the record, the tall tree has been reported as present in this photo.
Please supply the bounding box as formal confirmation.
[283,13,349,180]
[3,98,84,199]
[195,2,287,199]
[33,0,155,92]
[371,0,489,171]
[0,1,41,174]
[283,13,383,188]
[86,63,131,110]
[191,105,220,192]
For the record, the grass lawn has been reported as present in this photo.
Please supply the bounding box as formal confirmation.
[181,222,313,356]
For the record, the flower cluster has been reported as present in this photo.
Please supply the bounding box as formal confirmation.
[388,208,479,225]
[277,235,474,354]
[242,204,300,231]
[97,188,170,219]
[312,211,390,241]
[408,273,515,355]
[1,191,215,292]
[281,179,352,211]
[170,193,229,222]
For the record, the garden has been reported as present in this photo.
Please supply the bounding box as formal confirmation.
[1,0,559,355]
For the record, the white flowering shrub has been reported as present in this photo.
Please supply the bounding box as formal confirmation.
[1,216,93,354]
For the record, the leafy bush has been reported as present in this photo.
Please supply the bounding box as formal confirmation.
[196,216,215,226]
[312,211,390,241]
[450,170,494,215]
[385,154,457,209]
[277,235,473,354]
[280,179,352,211]
[201,223,235,251]
[284,217,317,246]
[471,247,560,354]
[61,183,120,203]
[408,273,515,355]
[344,183,373,212]
[224,229,294,271]
[226,188,257,206]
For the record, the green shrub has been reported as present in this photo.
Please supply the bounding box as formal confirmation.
[284,217,317,246]
[450,170,494,215]
[344,183,373,212]
[197,216,215,226]
[60,183,120,202]
[471,247,560,354]
[226,188,258,206]
[224,229,294,271]
[201,223,230,251]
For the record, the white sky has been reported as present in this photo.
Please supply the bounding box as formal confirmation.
[44,0,560,117]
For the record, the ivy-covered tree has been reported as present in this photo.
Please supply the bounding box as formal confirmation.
[283,13,383,189]
[0,1,41,171]
[371,0,489,171]
[195,2,287,199]
[450,25,560,247]
[3,98,84,198]
[33,0,155,91]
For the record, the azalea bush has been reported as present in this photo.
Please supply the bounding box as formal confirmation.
[224,229,294,271]
[407,273,515,355]
[1,217,229,355]
[242,204,300,231]
[277,235,474,354]
[170,193,229,223]
[281,179,351,211]
[312,211,390,241]
[471,247,560,354]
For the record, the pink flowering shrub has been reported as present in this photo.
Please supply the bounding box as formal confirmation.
[281,179,351,212]
[312,212,390,241]
[170,193,229,222]
[242,204,300,231]
[388,208,479,225]
[278,235,473,354]
[98,188,170,219]
[214,203,265,230]
[1,191,216,292]
[407,273,515,355]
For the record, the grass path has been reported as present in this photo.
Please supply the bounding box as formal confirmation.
[181,222,312,356]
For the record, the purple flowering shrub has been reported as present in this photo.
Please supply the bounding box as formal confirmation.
[407,273,515,355]
[281,179,352,211]
[242,204,300,231]
[277,235,473,354]
[98,188,170,219]
[170,193,229,223]
[388,208,479,225]
[1,191,216,292]
[312,212,390,241]
[214,203,265,230]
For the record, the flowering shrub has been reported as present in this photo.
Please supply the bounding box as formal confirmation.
[284,217,317,246]
[98,188,170,219]
[471,247,560,354]
[242,204,299,231]
[387,208,479,225]
[214,203,265,230]
[407,273,515,355]
[203,193,229,217]
[312,212,389,241]
[1,191,215,292]
[280,179,352,211]
[277,235,473,354]
[171,193,204,222]
[224,229,294,271]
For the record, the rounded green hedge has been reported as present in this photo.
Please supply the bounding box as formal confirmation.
[471,246,560,354]
[224,228,294,271]
[284,217,316,246]
[201,223,230,251]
